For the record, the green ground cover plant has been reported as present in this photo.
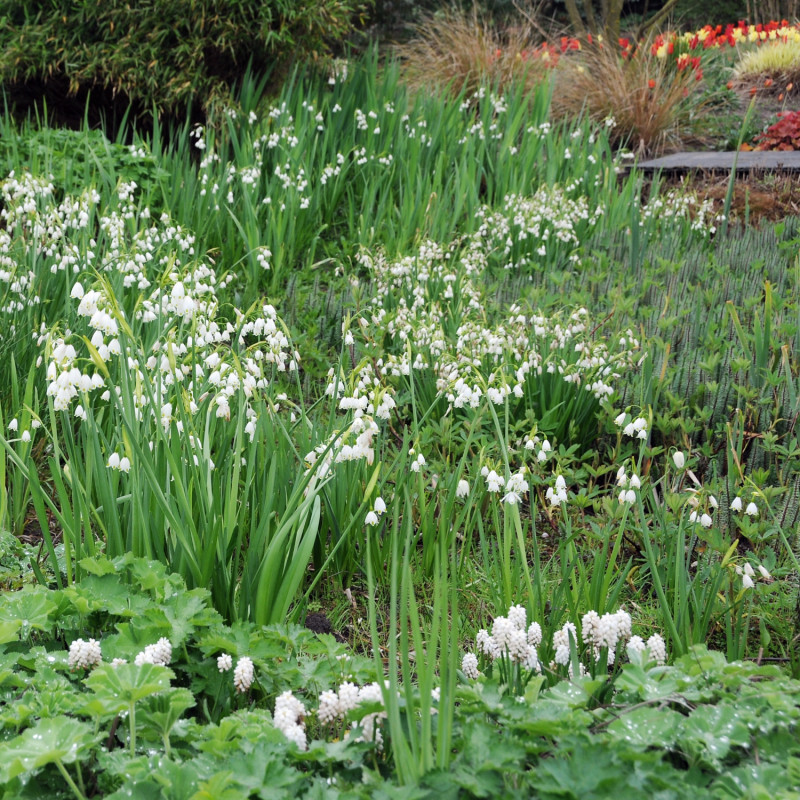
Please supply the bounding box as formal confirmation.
[0,32,798,799]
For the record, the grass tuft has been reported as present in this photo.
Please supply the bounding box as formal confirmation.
[551,38,701,155]
[394,4,551,98]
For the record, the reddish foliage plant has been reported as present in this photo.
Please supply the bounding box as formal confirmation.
[753,111,800,151]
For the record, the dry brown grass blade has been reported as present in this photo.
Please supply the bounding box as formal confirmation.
[551,40,700,156]
[394,3,549,98]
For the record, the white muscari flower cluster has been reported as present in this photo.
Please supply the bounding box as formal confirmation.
[579,609,632,666]
[469,604,541,673]
[465,606,668,684]
[134,637,172,666]
[217,653,233,672]
[274,690,307,750]
[233,656,254,693]
[551,610,666,672]
[625,633,667,665]
[68,638,103,670]
[316,681,388,747]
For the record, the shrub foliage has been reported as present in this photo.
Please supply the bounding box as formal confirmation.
[0,0,367,115]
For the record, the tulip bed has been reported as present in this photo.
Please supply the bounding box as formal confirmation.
[0,24,798,799]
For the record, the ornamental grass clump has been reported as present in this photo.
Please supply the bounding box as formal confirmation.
[552,38,701,155]
[734,38,800,88]
[394,4,551,98]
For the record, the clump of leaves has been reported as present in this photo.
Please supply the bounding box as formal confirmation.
[751,110,800,150]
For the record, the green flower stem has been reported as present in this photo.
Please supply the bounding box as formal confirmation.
[55,760,87,800]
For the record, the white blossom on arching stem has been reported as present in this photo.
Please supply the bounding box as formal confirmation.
[485,470,504,493]
[672,451,685,469]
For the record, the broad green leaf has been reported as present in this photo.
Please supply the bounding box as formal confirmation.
[680,704,752,767]
[191,771,250,800]
[0,716,99,781]
[0,588,56,633]
[0,618,22,644]
[614,663,682,701]
[141,687,196,740]
[607,706,683,750]
[84,663,174,716]
[79,555,118,576]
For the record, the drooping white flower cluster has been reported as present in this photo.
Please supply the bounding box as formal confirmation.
[474,188,603,269]
[641,188,722,235]
[365,495,387,527]
[502,470,529,505]
[68,638,103,670]
[303,416,383,492]
[7,177,299,468]
[274,690,307,750]
[134,637,172,666]
[615,412,649,440]
[735,561,771,590]
[616,466,641,505]
[316,681,387,747]
[730,496,759,517]
[685,490,718,528]
[545,474,569,507]
[356,238,643,425]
